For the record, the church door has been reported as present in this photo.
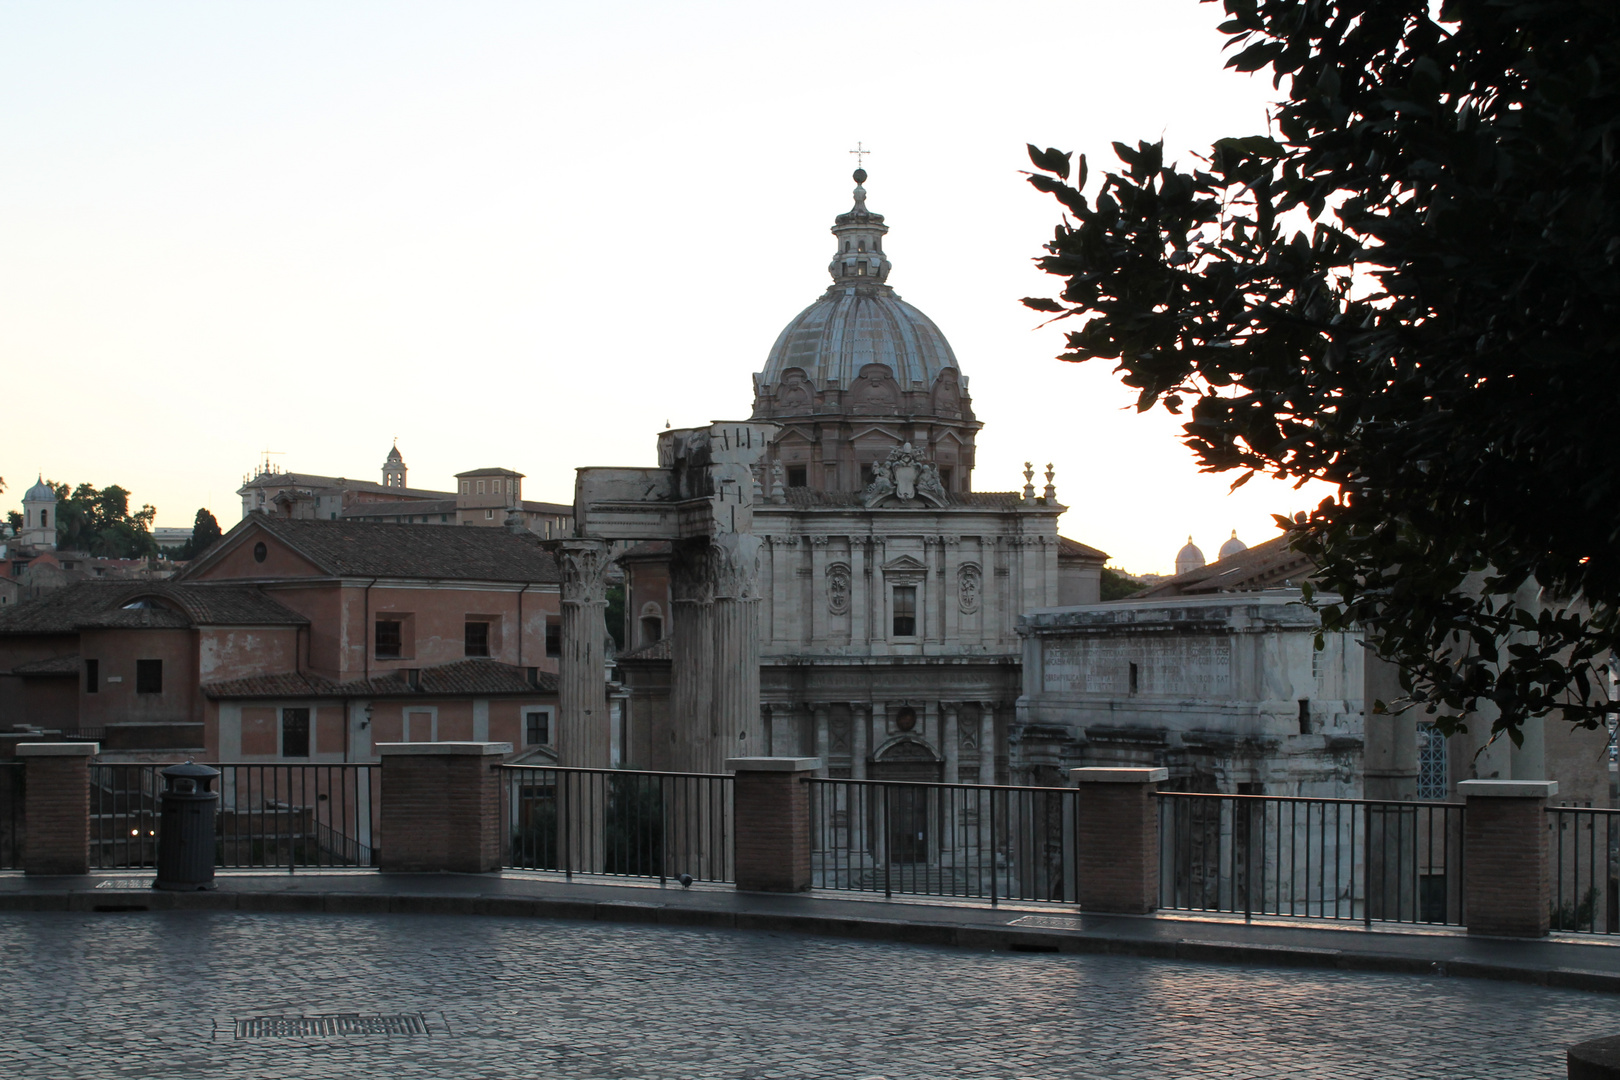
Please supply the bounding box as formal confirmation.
[868,743,942,865]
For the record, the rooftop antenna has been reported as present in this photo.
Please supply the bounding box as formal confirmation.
[848,141,871,169]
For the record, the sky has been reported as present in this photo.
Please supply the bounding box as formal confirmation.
[0,1,1336,575]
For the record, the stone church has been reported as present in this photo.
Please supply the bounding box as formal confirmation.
[607,170,1107,786]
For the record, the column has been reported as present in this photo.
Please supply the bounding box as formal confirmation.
[18,742,98,876]
[943,537,961,645]
[727,756,821,892]
[378,742,510,873]
[670,537,715,775]
[813,704,831,779]
[851,538,868,645]
[1460,779,1556,937]
[1072,767,1167,913]
[851,703,870,781]
[980,701,997,785]
[809,536,829,646]
[943,704,960,787]
[558,539,611,769]
[942,704,961,865]
[710,532,765,773]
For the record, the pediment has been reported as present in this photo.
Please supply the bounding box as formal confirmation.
[850,424,904,442]
[882,554,928,573]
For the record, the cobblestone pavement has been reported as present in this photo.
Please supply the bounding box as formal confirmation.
[0,911,1612,1079]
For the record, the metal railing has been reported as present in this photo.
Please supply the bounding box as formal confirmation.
[1549,806,1620,935]
[89,763,377,870]
[0,762,21,870]
[502,766,733,884]
[1157,792,1465,926]
[807,778,1078,904]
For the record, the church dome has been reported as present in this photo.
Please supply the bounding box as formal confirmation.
[757,169,960,394]
[22,477,55,503]
[1218,530,1248,559]
[1175,536,1206,576]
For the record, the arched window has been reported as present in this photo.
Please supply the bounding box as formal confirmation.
[40,509,48,528]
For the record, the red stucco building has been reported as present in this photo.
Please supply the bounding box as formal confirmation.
[0,516,563,763]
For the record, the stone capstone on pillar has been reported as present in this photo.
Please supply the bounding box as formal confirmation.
[17,742,99,876]
[1072,766,1168,914]
[727,756,821,892]
[378,742,510,874]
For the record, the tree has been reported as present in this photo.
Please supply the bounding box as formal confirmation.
[1100,567,1144,602]
[53,482,159,559]
[1023,0,1620,741]
[4,511,20,538]
[178,508,224,561]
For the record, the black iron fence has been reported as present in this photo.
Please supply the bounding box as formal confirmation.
[502,766,733,884]
[1157,792,1466,926]
[806,777,1078,904]
[88,763,377,870]
[0,762,21,870]
[1549,806,1620,935]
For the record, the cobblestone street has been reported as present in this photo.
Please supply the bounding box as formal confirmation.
[0,911,1612,1079]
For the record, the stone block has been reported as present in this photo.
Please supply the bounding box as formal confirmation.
[731,758,819,892]
[1071,766,1162,914]
[378,742,507,873]
[18,743,98,876]
[1460,780,1556,938]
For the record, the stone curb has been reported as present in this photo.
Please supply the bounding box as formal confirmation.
[4,887,1617,995]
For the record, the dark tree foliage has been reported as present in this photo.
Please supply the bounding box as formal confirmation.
[179,508,224,561]
[52,482,159,559]
[1100,567,1145,601]
[4,511,20,537]
[1024,0,1620,740]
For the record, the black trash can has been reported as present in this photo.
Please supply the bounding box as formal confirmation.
[153,761,220,891]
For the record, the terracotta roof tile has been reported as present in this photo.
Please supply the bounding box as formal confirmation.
[0,581,308,635]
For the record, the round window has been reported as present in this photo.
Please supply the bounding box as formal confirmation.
[895,707,917,732]
[253,541,267,563]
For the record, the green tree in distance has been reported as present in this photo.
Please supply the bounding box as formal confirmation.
[1099,567,1144,602]
[1023,0,1619,741]
[52,482,159,559]
[178,508,224,561]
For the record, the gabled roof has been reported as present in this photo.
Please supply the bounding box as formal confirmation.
[0,581,309,635]
[186,516,563,584]
[1058,536,1109,563]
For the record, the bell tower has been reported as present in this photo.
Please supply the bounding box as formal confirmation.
[19,477,57,549]
[382,441,407,488]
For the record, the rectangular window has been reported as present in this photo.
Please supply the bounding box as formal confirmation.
[526,710,550,745]
[1128,662,1139,694]
[1416,721,1448,800]
[282,708,310,758]
[477,480,486,494]
[892,586,917,637]
[460,481,469,494]
[545,622,562,658]
[85,658,99,694]
[485,509,494,519]
[938,467,952,490]
[787,466,807,488]
[1297,698,1312,735]
[375,620,403,659]
[464,621,490,657]
[135,659,163,695]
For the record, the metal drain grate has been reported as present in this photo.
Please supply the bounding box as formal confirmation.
[234,1013,430,1039]
[1007,914,1085,931]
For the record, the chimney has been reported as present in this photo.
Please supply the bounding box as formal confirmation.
[526,666,539,688]
[405,668,420,691]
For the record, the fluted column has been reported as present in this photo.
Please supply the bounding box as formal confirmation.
[671,537,715,775]
[813,704,831,779]
[943,703,960,787]
[980,701,997,785]
[851,702,869,781]
[559,539,611,768]
[710,532,764,773]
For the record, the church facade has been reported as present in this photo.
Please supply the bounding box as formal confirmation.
[613,171,1107,786]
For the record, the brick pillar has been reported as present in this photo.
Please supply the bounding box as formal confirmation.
[378,742,510,873]
[1460,778,1555,937]
[727,756,819,892]
[18,743,99,876]
[1072,767,1167,914]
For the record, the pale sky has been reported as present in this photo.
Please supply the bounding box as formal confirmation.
[0,1,1334,575]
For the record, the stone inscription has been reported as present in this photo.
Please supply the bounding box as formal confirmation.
[1042,637,1232,697]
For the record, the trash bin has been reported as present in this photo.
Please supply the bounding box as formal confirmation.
[153,760,219,891]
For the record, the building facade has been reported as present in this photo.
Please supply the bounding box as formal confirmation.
[611,171,1108,784]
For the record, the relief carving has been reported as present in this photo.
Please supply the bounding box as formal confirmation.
[826,562,852,616]
[560,540,612,605]
[958,563,982,615]
[861,443,949,509]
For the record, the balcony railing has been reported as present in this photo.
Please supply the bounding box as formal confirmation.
[1157,792,1466,926]
[1548,806,1620,935]
[501,766,734,885]
[807,777,1079,904]
[88,763,378,870]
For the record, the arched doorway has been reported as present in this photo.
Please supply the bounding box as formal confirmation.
[869,738,942,864]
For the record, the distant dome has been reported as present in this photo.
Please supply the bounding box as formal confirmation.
[1175,536,1206,576]
[22,477,55,503]
[1218,530,1248,559]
